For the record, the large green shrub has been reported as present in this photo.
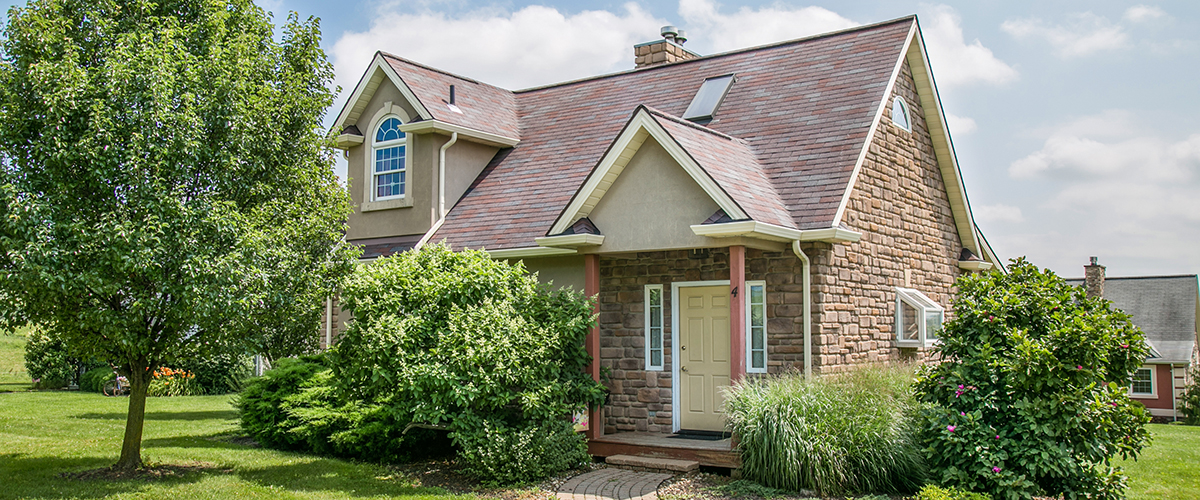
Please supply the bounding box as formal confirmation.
[176,350,253,395]
[237,355,447,463]
[1182,365,1200,426]
[915,258,1151,500]
[914,484,992,500]
[22,329,100,389]
[724,364,926,495]
[455,419,590,486]
[327,244,605,483]
[80,367,115,393]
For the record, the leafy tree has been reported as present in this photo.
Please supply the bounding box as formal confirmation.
[0,0,356,470]
[915,258,1151,500]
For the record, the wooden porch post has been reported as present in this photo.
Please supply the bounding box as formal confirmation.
[584,253,603,439]
[730,245,747,382]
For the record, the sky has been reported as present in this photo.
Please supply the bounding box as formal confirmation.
[3,0,1198,280]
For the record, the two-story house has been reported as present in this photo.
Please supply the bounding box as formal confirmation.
[322,16,1000,465]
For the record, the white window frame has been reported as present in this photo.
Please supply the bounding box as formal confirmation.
[1130,366,1156,398]
[891,96,912,133]
[895,287,943,348]
[371,114,408,202]
[644,284,665,371]
[745,280,767,374]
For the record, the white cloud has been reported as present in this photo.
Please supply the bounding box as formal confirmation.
[919,5,1018,87]
[676,0,858,53]
[945,112,977,135]
[974,204,1024,223]
[1124,5,1167,23]
[329,3,664,96]
[1001,12,1129,57]
[1002,112,1200,273]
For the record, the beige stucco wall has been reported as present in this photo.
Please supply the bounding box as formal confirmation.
[345,79,499,241]
[589,140,716,252]
[587,139,779,253]
[514,255,586,291]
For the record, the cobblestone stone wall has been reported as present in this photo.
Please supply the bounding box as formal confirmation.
[810,59,967,372]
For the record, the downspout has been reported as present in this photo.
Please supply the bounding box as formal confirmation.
[325,297,333,349]
[416,132,458,250]
[791,240,812,379]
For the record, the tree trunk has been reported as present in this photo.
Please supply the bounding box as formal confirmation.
[114,368,149,470]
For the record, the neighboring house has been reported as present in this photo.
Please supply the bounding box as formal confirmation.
[1068,259,1200,421]
[321,16,1000,465]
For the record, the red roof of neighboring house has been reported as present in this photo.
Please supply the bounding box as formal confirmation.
[393,18,914,250]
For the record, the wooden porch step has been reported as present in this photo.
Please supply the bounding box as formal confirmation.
[605,454,700,473]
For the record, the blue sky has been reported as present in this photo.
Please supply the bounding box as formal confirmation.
[4,0,1198,279]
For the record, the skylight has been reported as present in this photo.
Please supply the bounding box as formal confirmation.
[682,74,736,122]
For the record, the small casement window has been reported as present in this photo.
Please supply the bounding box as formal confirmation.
[746,281,767,373]
[373,117,407,200]
[891,96,912,132]
[895,287,943,347]
[645,284,664,371]
[1130,367,1154,396]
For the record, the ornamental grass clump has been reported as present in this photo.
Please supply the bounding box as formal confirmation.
[915,258,1151,500]
[725,364,927,496]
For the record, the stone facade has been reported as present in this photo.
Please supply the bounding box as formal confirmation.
[634,40,698,68]
[598,248,808,434]
[805,59,965,371]
[597,60,973,432]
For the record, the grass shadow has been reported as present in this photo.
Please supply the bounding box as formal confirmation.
[74,410,238,421]
[141,432,258,451]
[0,453,209,500]
[235,458,458,498]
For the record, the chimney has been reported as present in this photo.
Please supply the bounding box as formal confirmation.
[634,25,699,68]
[1084,256,1105,298]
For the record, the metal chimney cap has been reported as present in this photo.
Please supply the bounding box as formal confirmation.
[675,29,688,44]
[660,25,678,37]
[1089,256,1099,265]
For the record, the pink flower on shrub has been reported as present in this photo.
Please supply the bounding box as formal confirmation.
[993,466,1002,473]
[32,378,40,384]
[996,435,1001,440]
[1076,365,1082,370]
[1121,344,1129,349]
[947,425,956,432]
[960,412,966,416]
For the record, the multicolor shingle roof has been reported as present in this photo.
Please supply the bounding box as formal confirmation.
[384,18,916,250]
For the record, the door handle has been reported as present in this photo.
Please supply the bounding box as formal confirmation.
[681,366,688,373]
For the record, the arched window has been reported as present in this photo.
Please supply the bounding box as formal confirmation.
[891,96,912,132]
[373,117,406,200]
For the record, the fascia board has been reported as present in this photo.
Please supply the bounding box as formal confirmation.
[549,109,747,235]
[331,54,434,134]
[689,221,802,243]
[798,227,863,243]
[958,260,994,271]
[831,21,916,228]
[533,234,605,248]
[905,26,984,259]
[398,120,520,148]
[486,247,578,259]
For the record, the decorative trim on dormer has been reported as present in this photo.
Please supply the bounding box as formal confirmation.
[330,53,433,139]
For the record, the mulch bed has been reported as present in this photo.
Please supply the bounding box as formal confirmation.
[61,462,230,482]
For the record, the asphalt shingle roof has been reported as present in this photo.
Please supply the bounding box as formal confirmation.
[395,18,915,250]
[1066,275,1200,364]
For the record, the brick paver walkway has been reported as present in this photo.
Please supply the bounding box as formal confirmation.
[555,468,674,500]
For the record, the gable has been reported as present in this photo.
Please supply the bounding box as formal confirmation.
[587,138,722,253]
[332,53,432,134]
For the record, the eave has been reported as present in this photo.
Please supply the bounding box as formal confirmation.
[397,120,520,148]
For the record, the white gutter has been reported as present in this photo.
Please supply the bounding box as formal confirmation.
[415,132,459,251]
[439,132,458,219]
[325,297,333,349]
[791,240,813,379]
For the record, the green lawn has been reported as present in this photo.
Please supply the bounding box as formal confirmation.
[0,391,470,500]
[0,329,30,391]
[1119,423,1200,500]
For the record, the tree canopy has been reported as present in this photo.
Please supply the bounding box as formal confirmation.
[0,0,357,469]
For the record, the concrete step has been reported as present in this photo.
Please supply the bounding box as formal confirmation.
[605,454,700,473]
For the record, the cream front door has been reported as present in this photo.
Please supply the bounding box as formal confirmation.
[678,285,731,432]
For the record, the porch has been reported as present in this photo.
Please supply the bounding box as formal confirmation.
[587,431,741,469]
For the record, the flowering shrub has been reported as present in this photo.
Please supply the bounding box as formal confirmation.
[915,259,1151,500]
[147,367,202,397]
